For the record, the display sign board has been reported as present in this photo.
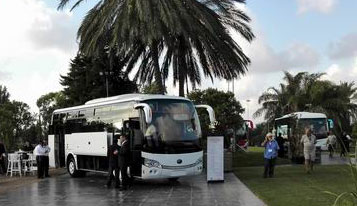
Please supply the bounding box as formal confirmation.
[207,136,224,182]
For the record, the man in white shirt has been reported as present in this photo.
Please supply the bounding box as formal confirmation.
[34,141,45,178]
[301,128,317,174]
[34,140,50,178]
[42,140,51,177]
[326,131,337,158]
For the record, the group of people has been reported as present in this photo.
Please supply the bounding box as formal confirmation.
[106,134,131,190]
[262,128,353,178]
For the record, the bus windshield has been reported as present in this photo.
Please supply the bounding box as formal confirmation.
[143,99,202,153]
[299,118,327,137]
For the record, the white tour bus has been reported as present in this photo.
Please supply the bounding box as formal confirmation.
[275,112,332,140]
[274,112,333,162]
[48,94,215,180]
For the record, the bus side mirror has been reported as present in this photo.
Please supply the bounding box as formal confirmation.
[328,119,334,129]
[134,103,152,124]
[195,105,217,129]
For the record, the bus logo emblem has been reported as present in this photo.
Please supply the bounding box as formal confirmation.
[177,159,182,164]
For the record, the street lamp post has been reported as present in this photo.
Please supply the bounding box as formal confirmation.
[99,71,113,97]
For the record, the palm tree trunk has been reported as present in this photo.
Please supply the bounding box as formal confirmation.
[152,41,165,94]
[178,36,186,97]
[179,71,185,97]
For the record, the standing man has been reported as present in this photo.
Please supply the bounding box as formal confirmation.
[106,135,121,188]
[34,141,45,178]
[0,141,6,174]
[326,131,337,158]
[261,133,279,178]
[42,140,51,177]
[119,135,131,190]
[301,128,317,174]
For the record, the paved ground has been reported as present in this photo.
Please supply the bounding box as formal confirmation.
[0,172,265,206]
[320,152,355,165]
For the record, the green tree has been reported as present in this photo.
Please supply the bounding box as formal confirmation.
[57,0,254,96]
[254,71,325,127]
[187,88,245,137]
[37,91,68,133]
[352,123,357,139]
[60,54,137,106]
[140,83,166,95]
[0,85,10,104]
[0,101,35,151]
[255,71,357,136]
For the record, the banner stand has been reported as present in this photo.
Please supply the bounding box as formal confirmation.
[207,136,224,183]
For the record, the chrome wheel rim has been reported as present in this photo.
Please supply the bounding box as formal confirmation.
[69,161,75,174]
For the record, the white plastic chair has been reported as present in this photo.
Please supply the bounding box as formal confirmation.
[7,153,22,177]
[26,153,37,175]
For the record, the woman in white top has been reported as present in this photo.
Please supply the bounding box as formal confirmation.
[300,128,317,174]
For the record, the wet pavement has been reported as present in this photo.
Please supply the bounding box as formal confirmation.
[0,173,265,206]
[320,152,355,165]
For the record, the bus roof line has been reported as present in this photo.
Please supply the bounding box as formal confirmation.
[275,112,327,121]
[53,94,189,114]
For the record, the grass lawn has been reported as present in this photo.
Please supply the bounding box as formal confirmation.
[233,147,357,206]
[233,146,291,167]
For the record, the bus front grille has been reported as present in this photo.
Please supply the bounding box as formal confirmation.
[161,162,198,170]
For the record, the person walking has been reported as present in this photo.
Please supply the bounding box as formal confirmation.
[0,141,6,174]
[106,135,121,188]
[34,141,46,178]
[42,140,51,177]
[301,128,317,174]
[119,135,131,189]
[326,131,337,158]
[261,133,279,178]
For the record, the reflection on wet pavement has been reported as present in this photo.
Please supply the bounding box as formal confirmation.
[0,173,265,206]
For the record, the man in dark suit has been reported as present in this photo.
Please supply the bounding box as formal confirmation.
[0,141,6,174]
[106,135,121,188]
[119,135,130,190]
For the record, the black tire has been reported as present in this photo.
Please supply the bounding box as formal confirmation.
[67,157,82,177]
[168,177,179,182]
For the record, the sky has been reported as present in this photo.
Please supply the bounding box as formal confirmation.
[0,0,357,124]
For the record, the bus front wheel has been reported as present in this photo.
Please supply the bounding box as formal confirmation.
[67,157,83,177]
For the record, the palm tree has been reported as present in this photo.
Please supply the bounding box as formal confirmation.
[255,71,357,135]
[0,85,10,105]
[57,0,254,96]
[310,81,357,134]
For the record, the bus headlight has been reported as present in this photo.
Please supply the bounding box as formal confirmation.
[195,157,203,165]
[143,158,162,168]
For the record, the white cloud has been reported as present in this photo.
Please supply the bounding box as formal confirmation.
[322,57,357,83]
[280,43,320,68]
[0,0,77,111]
[296,0,337,14]
[0,71,11,81]
[328,33,357,60]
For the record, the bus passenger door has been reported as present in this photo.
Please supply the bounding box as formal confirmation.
[124,119,142,177]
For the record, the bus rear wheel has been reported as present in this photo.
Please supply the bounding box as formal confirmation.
[67,157,84,177]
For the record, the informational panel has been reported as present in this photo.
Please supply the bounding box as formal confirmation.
[207,136,224,182]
